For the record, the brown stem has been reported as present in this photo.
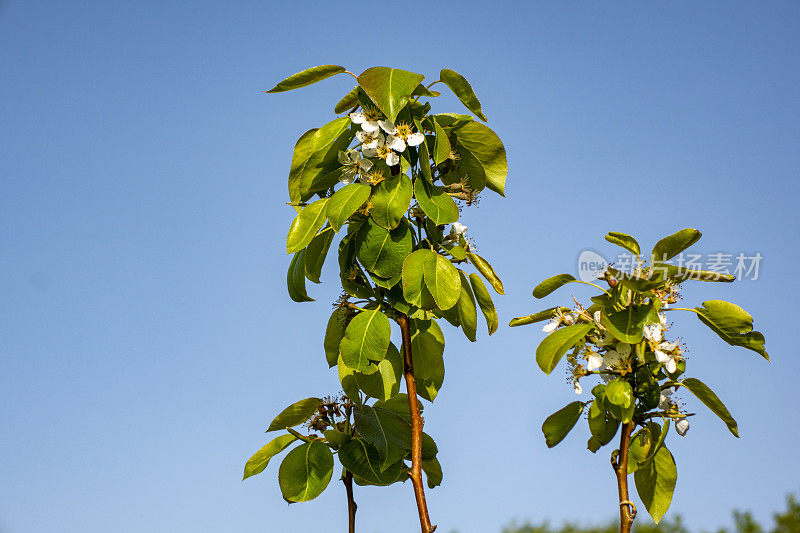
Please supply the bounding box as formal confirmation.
[396,313,435,533]
[613,421,636,533]
[343,470,357,533]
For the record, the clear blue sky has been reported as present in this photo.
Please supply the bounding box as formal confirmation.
[1,2,798,532]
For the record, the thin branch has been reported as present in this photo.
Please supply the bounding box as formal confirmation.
[396,313,436,533]
[613,421,636,533]
[344,70,359,80]
[343,470,357,533]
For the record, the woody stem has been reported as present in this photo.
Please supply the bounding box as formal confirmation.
[396,313,435,533]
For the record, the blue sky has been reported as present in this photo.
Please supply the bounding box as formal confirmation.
[1,2,798,532]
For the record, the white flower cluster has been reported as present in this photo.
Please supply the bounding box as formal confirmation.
[338,112,426,185]
[543,301,691,436]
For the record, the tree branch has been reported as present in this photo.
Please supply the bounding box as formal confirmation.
[613,421,636,533]
[343,470,357,533]
[396,313,436,533]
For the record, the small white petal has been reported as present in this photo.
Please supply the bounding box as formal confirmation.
[563,313,576,325]
[658,393,671,410]
[573,378,583,395]
[675,418,690,436]
[593,310,603,326]
[378,120,397,134]
[338,150,350,165]
[616,343,631,357]
[362,147,378,158]
[362,121,380,133]
[587,353,603,371]
[655,350,670,364]
[339,174,355,185]
[603,350,621,367]
[388,135,406,152]
[356,131,369,142]
[349,112,365,124]
[659,313,667,327]
[360,159,373,172]
[666,357,677,374]
[385,152,399,166]
[451,222,468,236]
[542,320,559,333]
[406,132,425,147]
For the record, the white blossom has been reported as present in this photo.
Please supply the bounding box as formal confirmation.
[675,417,690,436]
[349,111,380,133]
[573,377,583,395]
[586,352,603,371]
[378,120,425,152]
[356,130,384,152]
[542,319,559,333]
[644,323,663,342]
[362,134,400,166]
[337,149,373,184]
[658,387,674,410]
[655,341,680,374]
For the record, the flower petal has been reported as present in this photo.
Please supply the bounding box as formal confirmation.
[362,148,378,158]
[349,112,365,124]
[407,132,425,147]
[360,158,373,172]
[362,120,380,133]
[385,152,399,166]
[378,120,397,135]
[387,135,406,152]
[675,418,690,436]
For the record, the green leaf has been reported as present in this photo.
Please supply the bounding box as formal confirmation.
[509,307,571,327]
[536,323,594,375]
[587,401,619,450]
[467,252,505,295]
[634,446,677,524]
[287,250,314,303]
[368,271,402,290]
[641,420,670,465]
[327,184,371,232]
[288,117,352,203]
[693,300,769,360]
[414,177,459,225]
[354,404,412,463]
[542,401,585,448]
[402,249,437,310]
[662,264,735,283]
[532,274,577,299]
[605,231,641,256]
[338,438,405,486]
[304,226,334,283]
[651,228,702,262]
[323,429,351,448]
[287,198,329,254]
[680,377,739,437]
[453,271,478,341]
[423,251,462,311]
[339,309,391,374]
[267,398,321,432]
[243,434,296,481]
[354,342,403,401]
[334,86,360,113]
[439,68,487,122]
[602,304,653,344]
[355,218,413,278]
[411,84,440,97]
[267,65,346,93]
[431,116,451,165]
[422,457,443,488]
[356,67,425,123]
[278,441,334,502]
[454,121,506,195]
[323,308,348,368]
[605,379,634,423]
[470,273,498,335]
[337,354,361,404]
[410,318,445,383]
[370,174,413,230]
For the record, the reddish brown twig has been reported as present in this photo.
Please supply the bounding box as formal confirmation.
[396,313,435,533]
[343,470,357,533]
[613,421,636,533]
